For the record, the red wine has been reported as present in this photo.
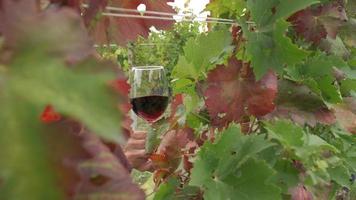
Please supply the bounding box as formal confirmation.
[130,95,169,122]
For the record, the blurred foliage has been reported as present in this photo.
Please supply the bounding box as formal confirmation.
[96,22,201,77]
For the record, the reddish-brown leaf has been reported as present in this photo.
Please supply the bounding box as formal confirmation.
[49,0,82,10]
[75,133,145,200]
[87,0,175,45]
[288,1,348,44]
[290,185,313,200]
[0,0,39,47]
[152,128,195,172]
[203,57,278,128]
[1,5,94,63]
[43,120,144,199]
[82,0,108,26]
[265,80,336,127]
[333,97,356,134]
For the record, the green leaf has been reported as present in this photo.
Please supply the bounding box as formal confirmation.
[271,160,300,193]
[206,0,246,17]
[8,56,122,142]
[190,125,280,200]
[172,57,200,81]
[243,20,309,79]
[288,53,349,104]
[247,0,319,28]
[341,79,356,96]
[182,29,233,80]
[224,158,281,200]
[0,95,63,200]
[191,157,281,200]
[265,120,304,148]
[302,53,349,79]
[273,20,310,69]
[153,178,179,200]
[317,76,343,103]
[247,0,278,28]
[319,36,350,58]
[171,78,195,95]
[328,165,351,188]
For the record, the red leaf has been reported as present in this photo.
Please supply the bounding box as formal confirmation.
[333,97,356,134]
[265,80,336,127]
[288,1,347,44]
[49,0,82,11]
[41,105,62,123]
[204,57,278,128]
[0,0,39,46]
[82,0,108,26]
[152,128,195,172]
[87,0,175,45]
[43,120,144,199]
[110,79,130,97]
[290,185,313,200]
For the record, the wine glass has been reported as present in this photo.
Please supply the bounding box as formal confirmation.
[129,66,169,125]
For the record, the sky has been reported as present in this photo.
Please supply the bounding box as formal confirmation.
[170,0,210,21]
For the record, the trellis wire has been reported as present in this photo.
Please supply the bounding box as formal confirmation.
[81,3,238,25]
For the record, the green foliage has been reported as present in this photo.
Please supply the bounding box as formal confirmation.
[8,55,122,141]
[190,125,281,200]
[265,121,355,195]
[172,28,233,81]
[1,0,356,199]
[0,5,136,200]
[206,0,246,17]
[240,0,319,79]
[242,19,310,79]
[0,99,63,200]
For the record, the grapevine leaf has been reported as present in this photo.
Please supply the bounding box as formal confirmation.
[290,185,313,200]
[172,56,199,81]
[153,177,179,200]
[206,0,246,17]
[273,0,319,21]
[288,1,348,44]
[328,165,351,188]
[246,0,319,29]
[333,97,356,134]
[340,18,356,47]
[265,120,305,147]
[190,125,280,200]
[271,160,300,193]
[0,96,63,200]
[340,79,356,96]
[265,120,338,155]
[88,0,175,45]
[0,0,39,47]
[346,0,356,18]
[273,20,311,67]
[265,80,336,127]
[82,0,108,26]
[5,10,124,142]
[242,19,309,79]
[182,29,233,80]
[74,132,145,200]
[319,36,350,58]
[9,57,122,142]
[223,158,281,200]
[41,120,144,199]
[317,76,343,103]
[152,128,195,171]
[204,57,277,127]
[246,0,278,28]
[287,53,349,104]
